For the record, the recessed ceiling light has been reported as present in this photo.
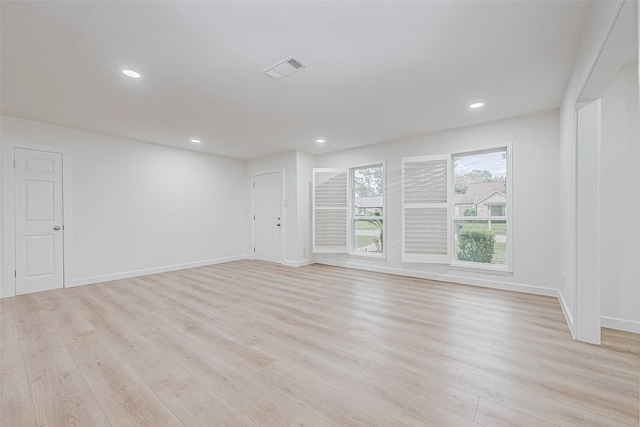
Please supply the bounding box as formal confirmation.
[316,139,326,144]
[122,69,141,78]
[190,138,201,143]
[469,102,484,109]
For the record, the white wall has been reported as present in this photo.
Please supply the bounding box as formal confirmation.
[599,64,640,332]
[0,142,3,291]
[1,115,249,297]
[313,110,560,296]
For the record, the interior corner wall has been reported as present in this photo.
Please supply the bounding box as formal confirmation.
[313,110,560,296]
[0,115,249,297]
[296,151,315,265]
[246,150,312,266]
[599,64,640,332]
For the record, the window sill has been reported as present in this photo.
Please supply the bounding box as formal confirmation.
[450,262,513,276]
[349,253,387,261]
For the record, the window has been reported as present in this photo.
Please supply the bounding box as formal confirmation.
[401,155,450,263]
[488,204,505,217]
[312,164,385,256]
[352,165,384,256]
[452,148,510,269]
[316,146,511,271]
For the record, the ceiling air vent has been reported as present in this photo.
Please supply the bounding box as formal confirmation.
[263,55,307,80]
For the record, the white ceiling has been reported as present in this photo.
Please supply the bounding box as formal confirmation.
[1,1,594,160]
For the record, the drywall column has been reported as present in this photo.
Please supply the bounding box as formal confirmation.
[575,99,601,344]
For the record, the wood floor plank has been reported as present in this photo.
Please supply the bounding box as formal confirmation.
[473,398,559,427]
[254,334,480,426]
[0,309,24,369]
[155,375,259,427]
[20,330,109,427]
[0,312,38,426]
[256,361,408,426]
[371,342,634,426]
[36,290,96,337]
[601,327,640,354]
[10,293,43,313]
[147,325,332,426]
[78,295,194,394]
[377,339,638,424]
[11,295,58,339]
[152,307,275,375]
[0,298,13,320]
[64,329,183,427]
[250,316,481,420]
[1,259,638,427]
[0,364,38,427]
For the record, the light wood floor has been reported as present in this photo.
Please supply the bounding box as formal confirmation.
[1,260,638,426]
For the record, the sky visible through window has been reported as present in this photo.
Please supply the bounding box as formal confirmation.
[454,150,506,178]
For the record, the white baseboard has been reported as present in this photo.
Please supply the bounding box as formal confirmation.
[282,259,314,267]
[315,259,558,297]
[68,254,252,287]
[558,289,576,339]
[601,316,640,334]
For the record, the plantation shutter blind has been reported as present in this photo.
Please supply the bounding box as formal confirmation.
[401,155,451,263]
[313,168,349,253]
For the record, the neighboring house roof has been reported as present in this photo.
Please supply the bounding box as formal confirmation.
[474,191,507,207]
[454,181,506,205]
[355,196,383,208]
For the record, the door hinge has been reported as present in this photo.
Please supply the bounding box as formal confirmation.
[13,160,16,168]
[253,214,255,220]
[253,182,255,188]
[253,247,256,253]
[15,270,17,277]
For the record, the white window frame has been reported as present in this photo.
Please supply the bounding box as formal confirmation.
[350,163,386,259]
[450,144,513,272]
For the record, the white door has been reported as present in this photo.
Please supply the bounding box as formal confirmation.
[254,172,282,263]
[15,148,64,295]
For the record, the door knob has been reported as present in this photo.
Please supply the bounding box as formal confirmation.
[53,226,61,231]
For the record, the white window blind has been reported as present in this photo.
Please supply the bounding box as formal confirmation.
[401,155,451,263]
[313,168,349,253]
